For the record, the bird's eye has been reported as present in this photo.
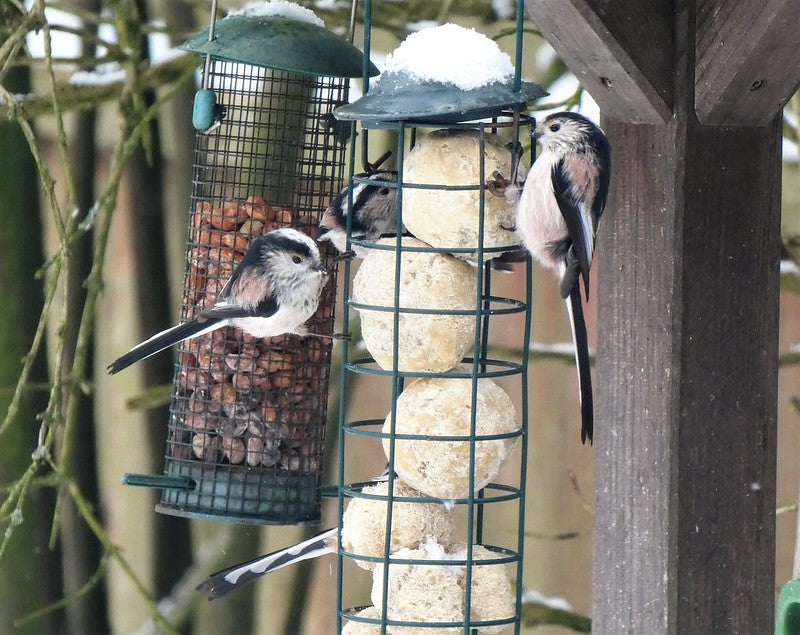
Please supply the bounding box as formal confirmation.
[549,122,561,132]
[379,187,390,195]
[292,255,302,264]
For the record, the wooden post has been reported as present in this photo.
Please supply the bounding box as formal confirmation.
[597,117,781,633]
[526,0,800,631]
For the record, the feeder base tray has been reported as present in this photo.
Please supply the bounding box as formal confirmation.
[157,460,321,525]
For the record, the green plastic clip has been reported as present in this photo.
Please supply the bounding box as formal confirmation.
[192,88,219,132]
[777,580,800,635]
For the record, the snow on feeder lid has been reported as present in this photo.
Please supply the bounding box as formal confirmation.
[179,0,379,78]
[334,23,546,123]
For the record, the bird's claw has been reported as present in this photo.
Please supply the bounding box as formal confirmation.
[334,250,356,262]
[364,150,392,174]
[506,140,523,160]
[487,170,511,197]
[504,140,525,183]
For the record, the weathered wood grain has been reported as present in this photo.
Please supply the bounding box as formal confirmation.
[678,118,780,634]
[595,114,781,633]
[525,0,672,123]
[696,0,800,124]
[593,121,679,634]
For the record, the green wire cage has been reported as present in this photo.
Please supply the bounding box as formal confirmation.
[332,1,545,631]
[123,6,376,525]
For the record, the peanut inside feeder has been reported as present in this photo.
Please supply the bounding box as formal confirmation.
[177,198,328,473]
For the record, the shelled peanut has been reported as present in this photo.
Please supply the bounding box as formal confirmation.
[168,196,333,473]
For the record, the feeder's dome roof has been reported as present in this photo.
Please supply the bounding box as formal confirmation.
[180,8,378,78]
[333,72,547,124]
[333,24,546,123]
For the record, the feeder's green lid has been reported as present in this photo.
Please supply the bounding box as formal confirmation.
[333,71,547,123]
[179,14,378,78]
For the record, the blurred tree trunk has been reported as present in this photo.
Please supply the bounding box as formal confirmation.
[125,0,192,597]
[155,0,198,312]
[127,105,195,598]
[0,65,62,633]
[59,107,113,635]
[57,1,111,632]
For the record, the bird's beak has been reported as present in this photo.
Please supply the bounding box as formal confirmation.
[532,125,543,141]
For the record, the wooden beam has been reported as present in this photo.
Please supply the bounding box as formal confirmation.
[674,119,780,632]
[525,0,673,123]
[696,0,800,125]
[528,2,782,630]
[595,116,781,633]
[591,122,677,632]
[593,0,781,624]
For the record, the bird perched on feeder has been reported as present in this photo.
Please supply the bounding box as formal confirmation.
[501,111,611,444]
[318,169,399,259]
[318,166,522,271]
[108,228,328,375]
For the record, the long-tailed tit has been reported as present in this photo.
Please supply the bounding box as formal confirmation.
[319,169,521,271]
[318,170,399,259]
[506,112,611,444]
[108,228,327,375]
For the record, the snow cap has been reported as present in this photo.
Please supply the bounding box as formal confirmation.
[383,23,514,91]
[334,23,546,123]
[229,1,324,28]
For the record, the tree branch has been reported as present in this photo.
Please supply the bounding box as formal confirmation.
[0,54,197,118]
[0,5,195,627]
[522,594,591,632]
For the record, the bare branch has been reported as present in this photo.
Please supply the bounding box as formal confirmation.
[0,54,197,118]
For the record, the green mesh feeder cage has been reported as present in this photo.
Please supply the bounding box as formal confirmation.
[122,4,376,526]
[332,2,545,631]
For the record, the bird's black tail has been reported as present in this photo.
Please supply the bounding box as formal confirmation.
[197,528,337,600]
[107,319,220,375]
[565,286,594,444]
